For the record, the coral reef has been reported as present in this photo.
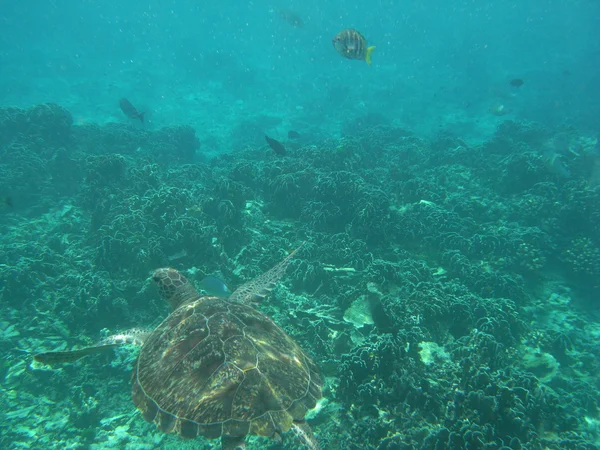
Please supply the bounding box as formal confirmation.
[2,105,600,449]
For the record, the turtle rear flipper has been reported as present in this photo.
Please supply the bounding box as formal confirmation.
[291,422,321,450]
[221,435,246,450]
[34,344,120,365]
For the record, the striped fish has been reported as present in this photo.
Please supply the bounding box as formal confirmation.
[332,28,375,65]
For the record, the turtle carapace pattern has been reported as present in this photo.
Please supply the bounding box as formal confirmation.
[34,246,323,450]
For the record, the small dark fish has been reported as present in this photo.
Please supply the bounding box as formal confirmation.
[509,78,524,88]
[333,29,375,65]
[288,130,300,139]
[265,135,287,155]
[4,197,13,208]
[278,9,304,28]
[119,98,145,122]
[200,275,231,298]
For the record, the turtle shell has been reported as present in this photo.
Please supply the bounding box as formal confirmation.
[131,296,322,440]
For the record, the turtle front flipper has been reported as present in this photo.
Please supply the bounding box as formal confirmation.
[34,344,120,365]
[229,243,304,305]
[34,329,148,366]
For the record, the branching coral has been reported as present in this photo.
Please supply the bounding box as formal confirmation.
[3,104,600,449]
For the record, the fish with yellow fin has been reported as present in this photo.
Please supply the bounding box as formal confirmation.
[333,28,375,65]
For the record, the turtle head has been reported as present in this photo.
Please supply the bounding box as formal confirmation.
[152,268,199,310]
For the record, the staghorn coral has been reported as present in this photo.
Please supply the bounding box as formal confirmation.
[562,237,600,278]
[72,122,199,163]
[0,103,72,150]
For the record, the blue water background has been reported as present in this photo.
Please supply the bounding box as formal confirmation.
[1,0,598,146]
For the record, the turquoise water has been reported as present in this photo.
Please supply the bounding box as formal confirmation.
[2,1,599,143]
[1,1,600,449]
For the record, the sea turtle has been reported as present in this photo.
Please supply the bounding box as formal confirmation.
[34,247,323,449]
